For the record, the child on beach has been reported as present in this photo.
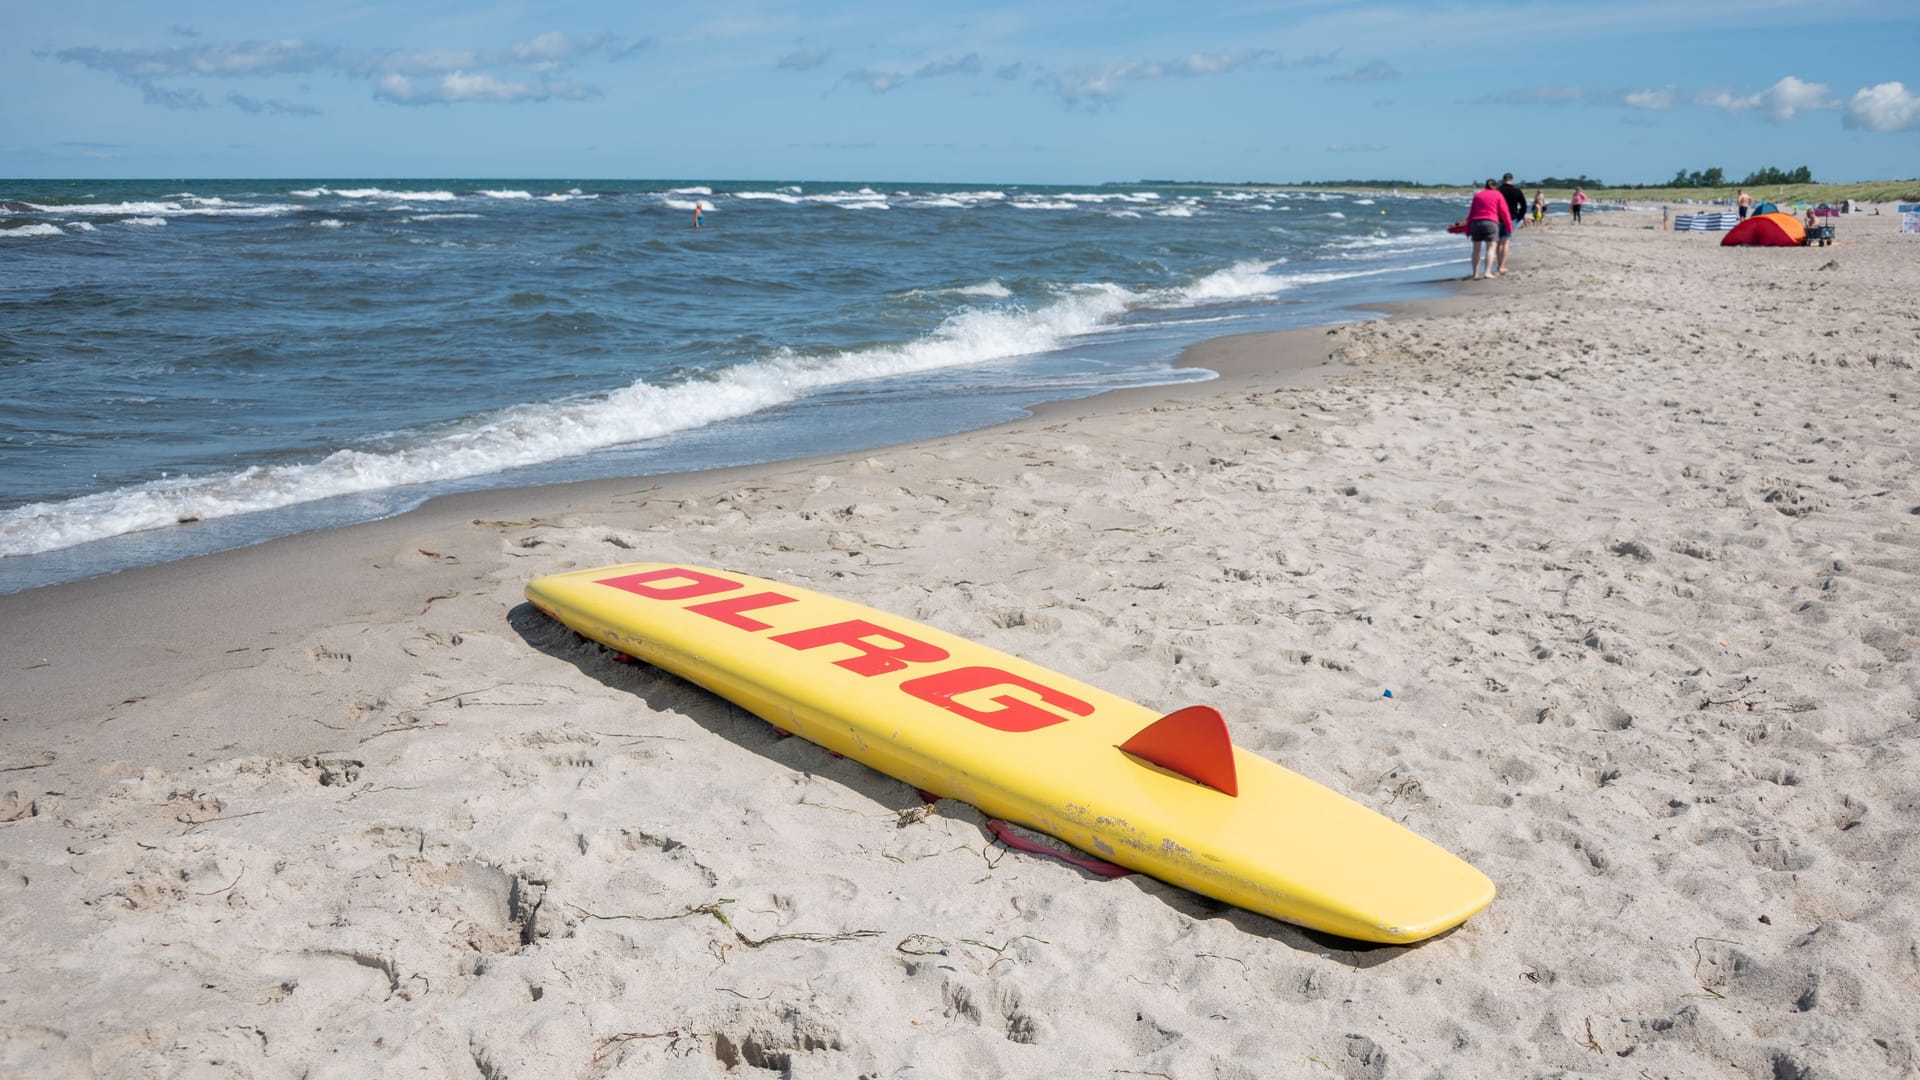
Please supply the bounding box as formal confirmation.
[1532,190,1546,224]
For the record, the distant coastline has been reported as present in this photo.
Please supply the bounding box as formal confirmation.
[1116,177,1920,202]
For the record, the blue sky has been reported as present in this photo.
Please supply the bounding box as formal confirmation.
[5,1,1917,184]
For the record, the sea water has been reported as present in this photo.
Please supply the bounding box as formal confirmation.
[0,180,1462,592]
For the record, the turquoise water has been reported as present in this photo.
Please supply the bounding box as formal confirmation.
[0,179,1461,591]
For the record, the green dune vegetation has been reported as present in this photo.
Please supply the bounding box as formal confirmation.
[1583,180,1917,204]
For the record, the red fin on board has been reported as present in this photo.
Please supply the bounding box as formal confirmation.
[1117,705,1239,796]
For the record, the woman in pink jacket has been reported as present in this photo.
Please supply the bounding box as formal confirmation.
[1465,179,1511,280]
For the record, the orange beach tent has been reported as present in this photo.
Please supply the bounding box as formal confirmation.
[1721,211,1805,247]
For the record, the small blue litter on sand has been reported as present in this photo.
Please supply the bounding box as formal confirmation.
[1382,689,1394,699]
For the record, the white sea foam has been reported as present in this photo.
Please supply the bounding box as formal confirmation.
[400,213,485,222]
[1354,199,1376,206]
[803,190,888,206]
[956,281,1013,298]
[481,189,534,200]
[67,221,97,232]
[1327,211,1347,218]
[735,191,803,203]
[332,188,458,201]
[28,200,181,215]
[668,186,713,196]
[1155,206,1196,218]
[1,223,64,238]
[900,280,1014,300]
[1164,255,1455,306]
[0,284,1146,557]
[124,217,167,227]
[315,219,346,229]
[1011,201,1076,211]
[24,200,297,218]
[1173,259,1292,302]
[1108,210,1143,219]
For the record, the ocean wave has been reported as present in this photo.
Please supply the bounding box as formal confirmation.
[401,213,485,222]
[1,223,64,238]
[480,189,534,200]
[0,283,1139,557]
[1164,255,1453,305]
[124,217,167,227]
[330,188,458,201]
[23,199,298,218]
[27,200,180,215]
[897,280,1014,301]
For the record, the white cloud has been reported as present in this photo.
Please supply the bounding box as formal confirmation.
[1696,75,1834,122]
[846,54,982,94]
[777,48,831,71]
[1055,51,1270,104]
[1622,86,1675,110]
[51,31,615,109]
[1331,60,1397,83]
[374,70,594,105]
[1844,81,1920,132]
[509,32,607,69]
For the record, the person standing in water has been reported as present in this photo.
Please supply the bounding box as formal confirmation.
[693,200,704,229]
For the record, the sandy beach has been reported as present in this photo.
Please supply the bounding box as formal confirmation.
[4,206,1917,1078]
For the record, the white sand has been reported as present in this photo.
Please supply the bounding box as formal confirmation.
[3,206,1917,1077]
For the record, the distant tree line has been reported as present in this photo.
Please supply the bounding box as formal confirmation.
[1665,165,1814,188]
[1528,175,1605,188]
[1291,179,1426,189]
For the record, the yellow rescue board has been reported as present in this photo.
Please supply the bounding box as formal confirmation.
[526,562,1494,943]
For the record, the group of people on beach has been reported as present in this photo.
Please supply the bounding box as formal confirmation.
[1463,175,1590,280]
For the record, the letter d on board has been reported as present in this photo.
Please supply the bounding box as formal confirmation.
[597,567,743,601]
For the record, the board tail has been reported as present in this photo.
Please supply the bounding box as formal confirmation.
[1117,705,1239,796]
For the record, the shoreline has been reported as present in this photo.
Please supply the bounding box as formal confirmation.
[0,283,1466,737]
[5,209,1916,1076]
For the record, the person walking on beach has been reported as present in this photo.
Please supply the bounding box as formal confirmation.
[1465,179,1510,280]
[1570,187,1587,223]
[1737,189,1752,219]
[1496,173,1527,274]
